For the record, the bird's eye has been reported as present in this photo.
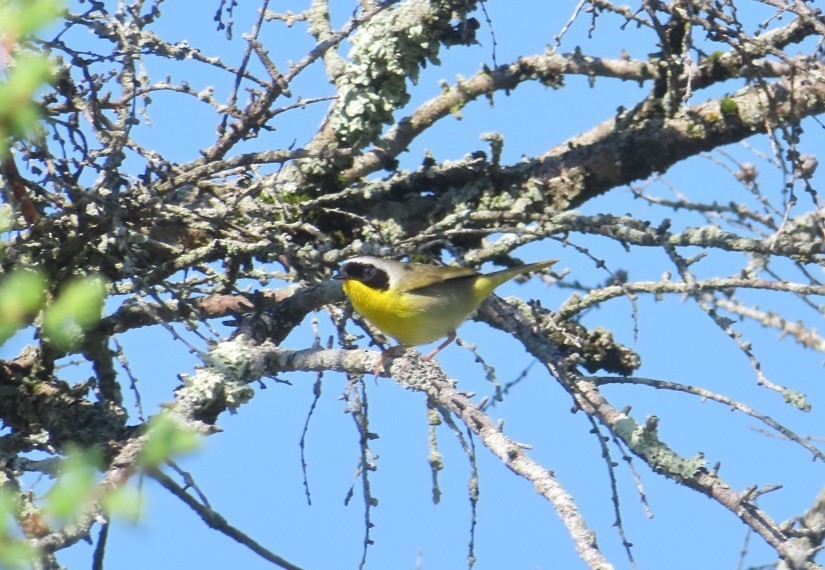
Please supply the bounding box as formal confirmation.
[362,265,376,280]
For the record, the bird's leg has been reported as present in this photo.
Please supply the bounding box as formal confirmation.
[421,331,456,362]
[374,345,406,375]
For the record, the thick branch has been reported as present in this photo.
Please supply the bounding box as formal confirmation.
[529,75,825,209]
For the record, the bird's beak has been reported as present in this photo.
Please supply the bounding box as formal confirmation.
[332,273,345,280]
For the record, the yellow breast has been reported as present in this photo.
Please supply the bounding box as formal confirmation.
[342,280,474,346]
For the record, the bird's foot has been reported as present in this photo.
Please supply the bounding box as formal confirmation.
[374,345,406,376]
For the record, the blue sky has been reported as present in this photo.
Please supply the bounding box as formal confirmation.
[2,1,823,568]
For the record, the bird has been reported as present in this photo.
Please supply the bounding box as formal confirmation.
[334,256,557,373]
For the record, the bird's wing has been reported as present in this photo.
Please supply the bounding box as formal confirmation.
[398,263,479,292]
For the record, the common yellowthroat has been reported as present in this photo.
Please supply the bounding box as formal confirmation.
[334,256,557,373]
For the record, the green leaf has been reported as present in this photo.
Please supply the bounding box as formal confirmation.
[6,53,54,94]
[102,485,143,523]
[0,0,64,38]
[0,269,46,344]
[0,0,64,146]
[139,414,201,469]
[0,488,19,535]
[42,274,107,350]
[0,539,37,569]
[44,447,102,521]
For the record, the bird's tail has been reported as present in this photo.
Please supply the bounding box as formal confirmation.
[474,259,557,298]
